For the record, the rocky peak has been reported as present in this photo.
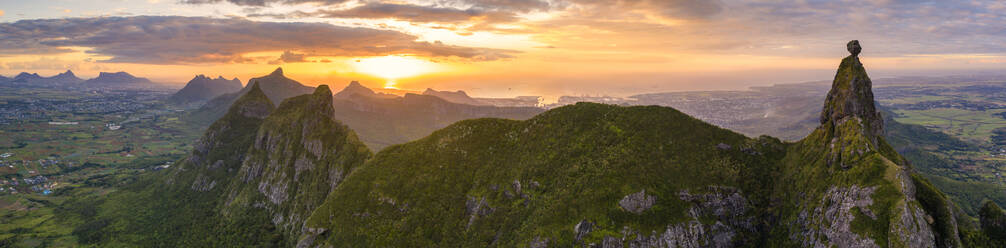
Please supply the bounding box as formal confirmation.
[14,72,42,80]
[270,67,284,77]
[820,40,882,138]
[334,81,378,99]
[308,85,335,118]
[56,70,76,77]
[232,82,275,119]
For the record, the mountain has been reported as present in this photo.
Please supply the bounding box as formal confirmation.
[332,83,544,150]
[186,67,314,125]
[245,67,315,104]
[296,40,963,247]
[50,70,84,84]
[168,75,243,105]
[422,88,487,105]
[220,85,371,242]
[5,70,84,85]
[71,84,371,246]
[333,81,397,100]
[83,71,153,86]
[13,72,43,82]
[65,41,1005,247]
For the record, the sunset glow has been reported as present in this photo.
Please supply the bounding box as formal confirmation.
[2,1,1006,97]
[353,55,439,83]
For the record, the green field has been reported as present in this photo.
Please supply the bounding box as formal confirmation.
[892,108,1006,144]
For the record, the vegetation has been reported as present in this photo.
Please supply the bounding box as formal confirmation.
[308,102,780,246]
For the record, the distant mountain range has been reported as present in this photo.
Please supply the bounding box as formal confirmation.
[168,75,243,105]
[186,68,544,150]
[422,88,541,107]
[332,83,544,150]
[187,67,316,124]
[2,70,84,85]
[84,71,152,86]
[1,70,156,88]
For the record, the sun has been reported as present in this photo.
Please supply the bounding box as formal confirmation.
[353,55,438,85]
[384,80,398,89]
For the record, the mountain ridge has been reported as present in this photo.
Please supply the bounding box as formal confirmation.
[168,74,243,105]
[68,41,1006,247]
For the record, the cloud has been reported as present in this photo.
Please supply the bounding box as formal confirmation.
[249,2,521,32]
[270,50,308,64]
[179,0,350,6]
[0,9,4,17]
[445,0,552,12]
[0,16,516,64]
[567,0,723,20]
[315,3,517,23]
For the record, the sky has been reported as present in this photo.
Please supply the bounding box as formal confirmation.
[3,0,1006,98]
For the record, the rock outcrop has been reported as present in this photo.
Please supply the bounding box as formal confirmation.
[224,85,372,242]
[169,82,274,188]
[777,41,947,248]
[619,189,656,214]
[821,40,882,139]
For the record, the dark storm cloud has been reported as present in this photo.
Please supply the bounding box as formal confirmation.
[0,16,516,64]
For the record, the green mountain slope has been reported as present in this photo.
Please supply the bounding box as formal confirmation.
[306,102,783,246]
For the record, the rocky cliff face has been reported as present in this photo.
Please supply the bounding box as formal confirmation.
[167,82,274,190]
[223,85,372,242]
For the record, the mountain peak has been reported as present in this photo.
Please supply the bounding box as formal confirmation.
[230,81,274,119]
[314,84,332,97]
[270,67,284,76]
[820,40,882,137]
[335,81,378,99]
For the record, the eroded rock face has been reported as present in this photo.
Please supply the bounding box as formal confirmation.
[792,185,879,248]
[599,186,753,248]
[619,189,656,214]
[191,174,217,192]
[225,85,372,243]
[466,196,495,229]
[575,220,594,243]
[820,40,882,139]
[848,40,862,56]
[892,201,936,248]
